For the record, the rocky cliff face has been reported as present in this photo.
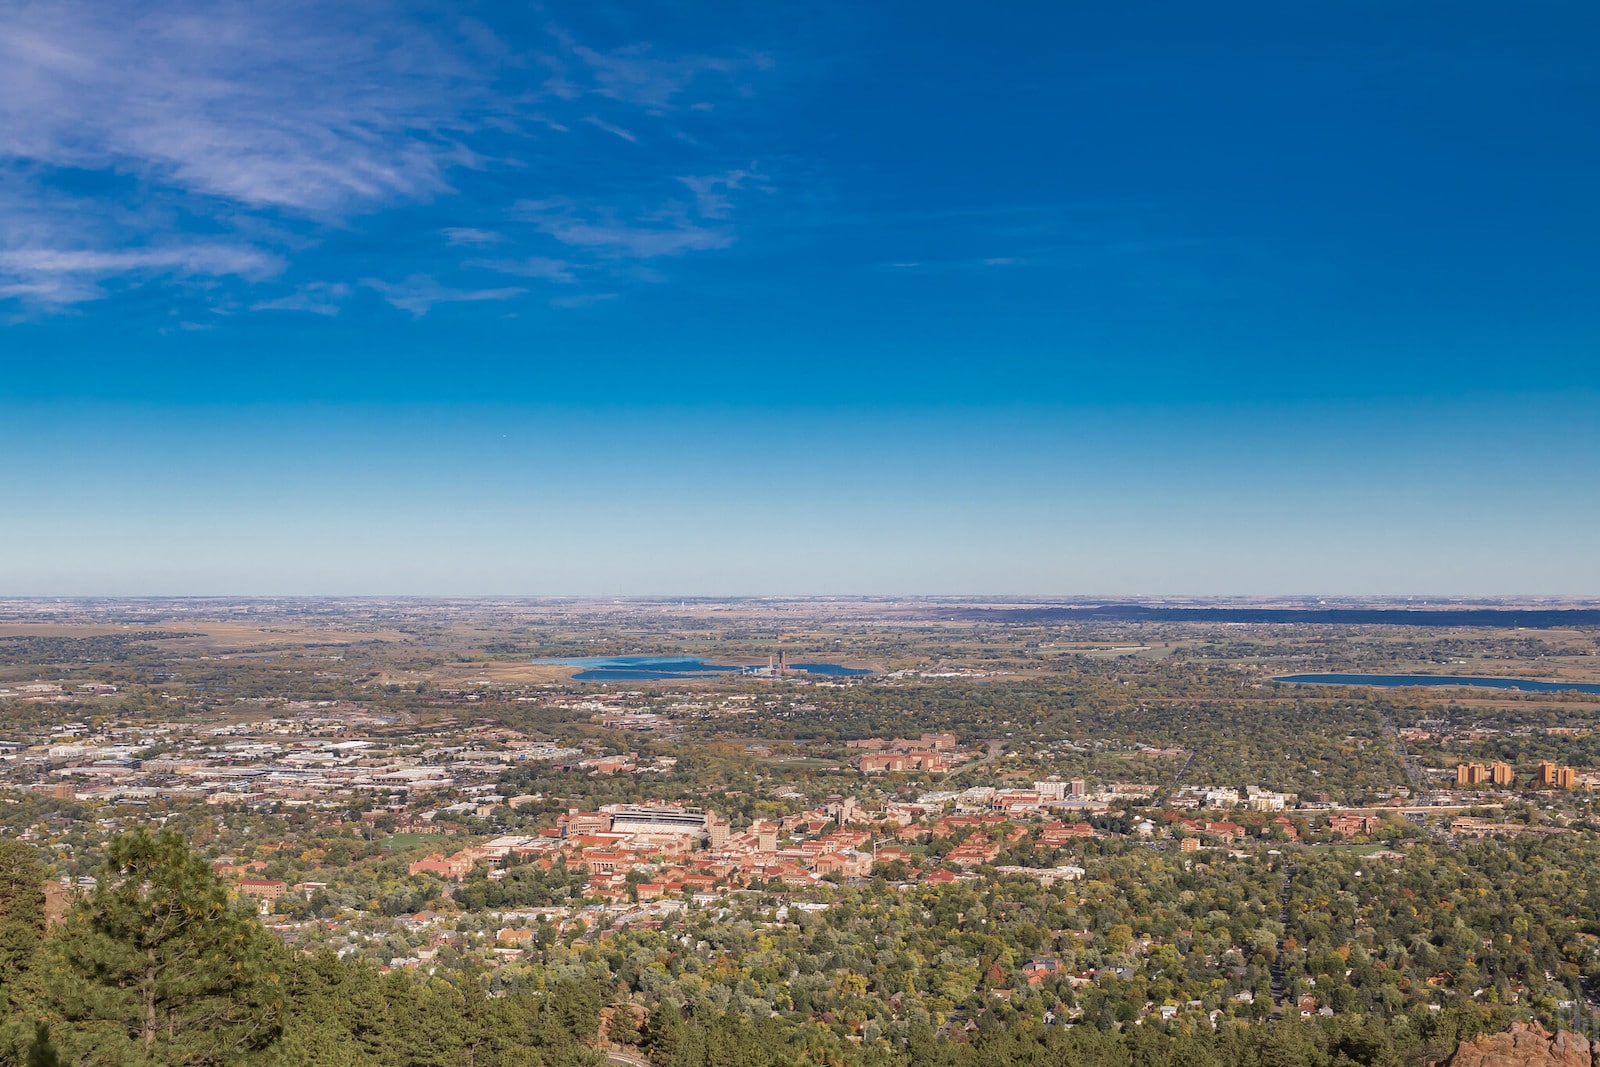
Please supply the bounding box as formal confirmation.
[1447,1023,1593,1067]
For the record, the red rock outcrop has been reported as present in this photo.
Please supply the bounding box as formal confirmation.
[1446,1022,1593,1067]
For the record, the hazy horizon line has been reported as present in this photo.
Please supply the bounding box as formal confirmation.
[3,593,1598,603]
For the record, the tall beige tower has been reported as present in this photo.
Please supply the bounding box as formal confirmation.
[706,810,730,849]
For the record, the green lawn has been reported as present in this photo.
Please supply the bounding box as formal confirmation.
[381,832,460,852]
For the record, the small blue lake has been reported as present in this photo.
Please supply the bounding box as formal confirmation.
[787,662,873,677]
[1276,673,1600,695]
[536,655,871,681]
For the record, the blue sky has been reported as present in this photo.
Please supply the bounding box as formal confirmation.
[2,2,1597,595]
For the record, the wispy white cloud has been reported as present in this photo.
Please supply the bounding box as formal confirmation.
[0,1,498,308]
[518,198,733,258]
[442,228,506,247]
[582,115,637,143]
[877,256,1031,274]
[550,292,618,309]
[0,2,488,214]
[251,282,351,316]
[0,4,781,312]
[0,246,278,275]
[0,278,98,304]
[678,169,758,219]
[464,256,576,282]
[362,275,525,316]
[0,242,281,304]
[562,39,770,110]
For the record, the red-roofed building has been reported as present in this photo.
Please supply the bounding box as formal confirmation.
[1021,958,1066,985]
[947,840,1000,868]
[408,853,476,880]
[861,752,950,774]
[1327,814,1380,838]
[1037,821,1097,847]
[236,879,287,902]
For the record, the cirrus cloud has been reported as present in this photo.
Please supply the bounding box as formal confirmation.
[0,1,783,313]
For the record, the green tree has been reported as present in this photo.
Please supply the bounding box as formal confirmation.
[42,829,286,1066]
[607,1001,642,1046]
[0,840,49,1065]
[24,1025,61,1067]
[0,839,47,985]
[642,1004,686,1062]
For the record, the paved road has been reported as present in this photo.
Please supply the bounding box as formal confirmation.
[1270,864,1295,1015]
[973,739,1006,768]
[605,1051,651,1067]
[1162,748,1198,802]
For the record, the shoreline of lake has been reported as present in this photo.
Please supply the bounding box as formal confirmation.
[535,655,871,681]
[1275,673,1600,695]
